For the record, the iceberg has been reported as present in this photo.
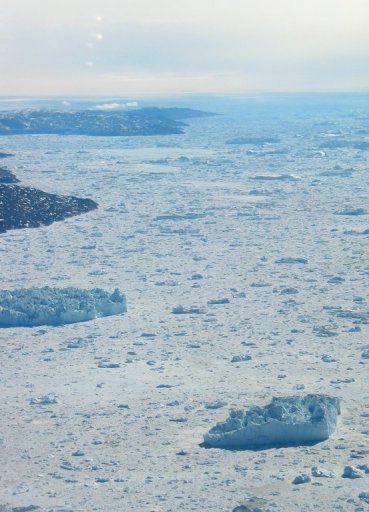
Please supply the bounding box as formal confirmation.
[203,395,340,450]
[275,257,308,264]
[0,287,127,327]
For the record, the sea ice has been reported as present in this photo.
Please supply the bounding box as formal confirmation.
[0,287,127,327]
[203,395,340,450]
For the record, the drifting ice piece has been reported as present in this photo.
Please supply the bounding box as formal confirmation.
[203,394,340,450]
[0,287,127,327]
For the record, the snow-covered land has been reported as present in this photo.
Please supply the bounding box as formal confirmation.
[0,287,126,327]
[1,95,369,511]
[204,395,340,449]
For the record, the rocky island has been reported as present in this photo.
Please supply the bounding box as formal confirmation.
[0,184,97,234]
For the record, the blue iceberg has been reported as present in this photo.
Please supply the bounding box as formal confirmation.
[0,287,127,327]
[204,395,340,450]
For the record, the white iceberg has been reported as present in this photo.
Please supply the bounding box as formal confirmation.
[0,286,127,327]
[203,394,340,450]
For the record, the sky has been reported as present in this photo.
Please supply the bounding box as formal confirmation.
[2,0,369,96]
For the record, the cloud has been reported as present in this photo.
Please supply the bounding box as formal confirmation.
[2,2,369,95]
[92,101,139,110]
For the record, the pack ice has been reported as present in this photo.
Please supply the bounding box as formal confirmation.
[204,394,340,450]
[0,287,127,327]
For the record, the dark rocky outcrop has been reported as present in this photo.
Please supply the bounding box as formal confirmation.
[0,167,19,184]
[0,184,97,234]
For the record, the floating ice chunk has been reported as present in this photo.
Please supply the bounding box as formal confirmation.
[359,492,369,504]
[203,395,340,450]
[97,361,120,368]
[311,466,336,478]
[172,305,204,315]
[330,378,354,384]
[231,355,252,363]
[232,498,269,512]
[0,287,127,327]
[280,287,298,295]
[335,208,367,216]
[207,298,230,305]
[342,466,364,479]
[252,174,300,182]
[190,274,203,280]
[313,326,338,337]
[292,473,311,485]
[155,212,206,221]
[205,400,228,410]
[319,168,354,177]
[321,355,337,363]
[65,338,88,349]
[327,276,344,284]
[327,308,369,322]
[275,257,308,264]
[29,396,57,406]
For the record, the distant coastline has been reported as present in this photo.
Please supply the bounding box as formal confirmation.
[0,107,214,137]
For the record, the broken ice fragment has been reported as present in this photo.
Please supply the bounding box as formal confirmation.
[98,361,120,369]
[292,473,311,484]
[359,492,369,504]
[231,355,252,363]
[203,395,340,450]
[275,257,308,264]
[172,305,204,314]
[311,466,336,478]
[29,396,57,406]
[342,466,364,479]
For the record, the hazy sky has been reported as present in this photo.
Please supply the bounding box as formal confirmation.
[2,0,369,96]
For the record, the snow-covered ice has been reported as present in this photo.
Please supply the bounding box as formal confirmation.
[2,95,369,511]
